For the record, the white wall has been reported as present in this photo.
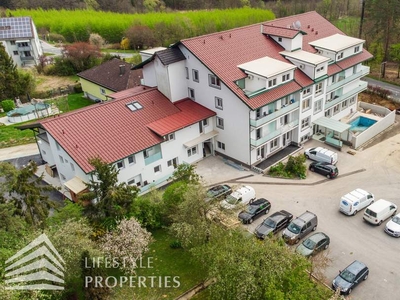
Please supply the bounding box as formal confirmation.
[270,34,302,51]
[142,63,157,87]
[168,60,188,102]
[154,57,171,99]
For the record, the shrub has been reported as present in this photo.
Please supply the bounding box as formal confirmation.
[47,33,66,43]
[1,100,15,112]
[89,33,106,48]
[268,154,307,179]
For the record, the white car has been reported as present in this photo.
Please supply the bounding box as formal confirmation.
[384,213,400,237]
[220,186,255,210]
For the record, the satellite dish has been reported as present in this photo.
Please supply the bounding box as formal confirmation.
[295,20,301,29]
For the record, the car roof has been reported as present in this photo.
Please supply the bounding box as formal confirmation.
[307,232,327,243]
[346,260,368,273]
[250,198,269,206]
[268,211,287,221]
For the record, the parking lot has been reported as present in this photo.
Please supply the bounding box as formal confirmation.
[196,135,400,300]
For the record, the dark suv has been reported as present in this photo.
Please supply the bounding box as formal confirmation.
[309,161,338,179]
[238,198,271,224]
[332,260,369,295]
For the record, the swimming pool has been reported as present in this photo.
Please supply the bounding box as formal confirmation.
[349,116,377,133]
[7,103,51,123]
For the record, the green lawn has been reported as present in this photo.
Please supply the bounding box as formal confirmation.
[0,93,94,149]
[112,229,207,300]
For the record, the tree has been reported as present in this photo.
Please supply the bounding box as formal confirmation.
[80,157,139,225]
[124,25,157,50]
[100,218,152,275]
[0,161,58,227]
[390,43,400,78]
[62,42,102,73]
[170,163,201,184]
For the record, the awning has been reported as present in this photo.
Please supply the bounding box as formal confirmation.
[16,40,30,43]
[183,130,219,148]
[64,176,87,194]
[313,117,351,133]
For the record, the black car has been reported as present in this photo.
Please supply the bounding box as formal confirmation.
[254,210,293,239]
[206,184,232,201]
[238,198,271,224]
[309,161,338,179]
[332,260,369,295]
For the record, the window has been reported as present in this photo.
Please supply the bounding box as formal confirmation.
[127,101,143,111]
[333,104,340,115]
[300,134,309,143]
[154,165,161,173]
[187,146,197,157]
[349,96,356,105]
[167,157,178,168]
[315,82,323,95]
[209,74,221,89]
[185,67,189,79]
[70,163,75,171]
[331,75,336,84]
[59,155,64,163]
[325,109,331,117]
[128,178,136,185]
[354,46,360,53]
[23,51,31,57]
[192,69,199,82]
[337,52,344,60]
[341,100,348,109]
[302,87,311,96]
[215,97,223,110]
[10,40,16,45]
[128,155,135,164]
[217,141,225,150]
[116,160,124,169]
[282,74,290,82]
[188,88,195,100]
[216,117,224,129]
[270,138,278,150]
[268,78,277,88]
[301,117,310,130]
[316,66,324,72]
[314,99,322,114]
[353,66,357,74]
[143,148,152,158]
[302,98,310,111]
[13,51,18,55]
[100,88,106,95]
[165,133,175,141]
[203,119,208,126]
[278,37,282,42]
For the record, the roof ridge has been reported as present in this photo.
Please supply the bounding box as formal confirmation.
[262,24,300,32]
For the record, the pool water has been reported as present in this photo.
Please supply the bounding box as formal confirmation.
[349,116,377,133]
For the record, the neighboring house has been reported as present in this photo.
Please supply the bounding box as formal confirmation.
[0,17,43,67]
[77,58,143,101]
[22,11,373,198]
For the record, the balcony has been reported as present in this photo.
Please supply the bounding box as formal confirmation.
[250,119,299,147]
[325,81,368,109]
[144,151,162,165]
[327,65,370,92]
[250,100,299,128]
[17,46,32,51]
[21,56,34,61]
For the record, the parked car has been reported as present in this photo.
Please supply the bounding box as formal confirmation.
[238,198,271,224]
[220,186,256,209]
[254,210,293,239]
[206,184,232,202]
[363,199,397,225]
[295,232,330,257]
[304,146,338,164]
[384,213,400,237]
[309,161,338,179]
[282,211,318,244]
[332,260,369,295]
[339,188,374,216]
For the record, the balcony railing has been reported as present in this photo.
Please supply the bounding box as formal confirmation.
[17,46,32,51]
[326,65,370,92]
[144,151,162,165]
[250,101,299,128]
[325,81,368,109]
[21,56,34,61]
[250,119,299,147]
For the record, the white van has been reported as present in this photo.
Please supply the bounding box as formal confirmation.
[304,147,338,165]
[363,199,397,225]
[220,186,256,209]
[339,189,374,216]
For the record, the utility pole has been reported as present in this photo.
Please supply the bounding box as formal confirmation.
[358,0,366,38]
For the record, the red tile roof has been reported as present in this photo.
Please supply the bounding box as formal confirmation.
[40,89,212,173]
[147,99,216,136]
[181,11,372,110]
[261,25,301,39]
[335,51,373,70]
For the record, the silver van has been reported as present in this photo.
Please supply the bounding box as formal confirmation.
[282,211,318,244]
[304,147,338,165]
[363,199,397,225]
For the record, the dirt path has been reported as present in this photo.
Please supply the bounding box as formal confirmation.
[36,75,77,92]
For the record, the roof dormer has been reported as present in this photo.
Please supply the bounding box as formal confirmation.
[261,23,306,52]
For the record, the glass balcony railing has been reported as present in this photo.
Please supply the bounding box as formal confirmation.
[326,66,369,92]
[144,151,162,165]
[250,119,299,147]
[250,101,299,127]
[325,81,368,109]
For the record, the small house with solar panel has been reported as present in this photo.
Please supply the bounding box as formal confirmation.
[0,16,43,67]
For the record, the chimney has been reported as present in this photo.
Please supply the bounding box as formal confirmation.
[119,64,126,76]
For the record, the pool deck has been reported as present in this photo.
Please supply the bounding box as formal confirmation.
[340,110,382,124]
[0,103,59,126]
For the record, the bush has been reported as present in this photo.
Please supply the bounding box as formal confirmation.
[47,33,66,43]
[366,85,392,99]
[73,83,83,93]
[89,33,106,48]
[169,240,182,249]
[268,154,307,179]
[1,100,15,112]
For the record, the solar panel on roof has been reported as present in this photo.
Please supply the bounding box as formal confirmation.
[0,17,33,40]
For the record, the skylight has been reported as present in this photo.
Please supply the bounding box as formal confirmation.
[126,101,143,111]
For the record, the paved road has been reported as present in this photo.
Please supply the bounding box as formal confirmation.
[363,77,400,102]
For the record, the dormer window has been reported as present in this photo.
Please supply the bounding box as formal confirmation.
[316,66,324,72]
[337,52,344,60]
[354,46,360,53]
[127,101,143,111]
[282,74,290,82]
[278,37,282,42]
[268,78,277,88]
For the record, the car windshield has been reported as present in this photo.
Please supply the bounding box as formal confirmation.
[245,206,258,214]
[225,195,238,205]
[287,222,301,234]
[263,218,276,228]
[340,270,356,283]
[207,186,223,197]
[302,239,316,250]
[392,216,400,225]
